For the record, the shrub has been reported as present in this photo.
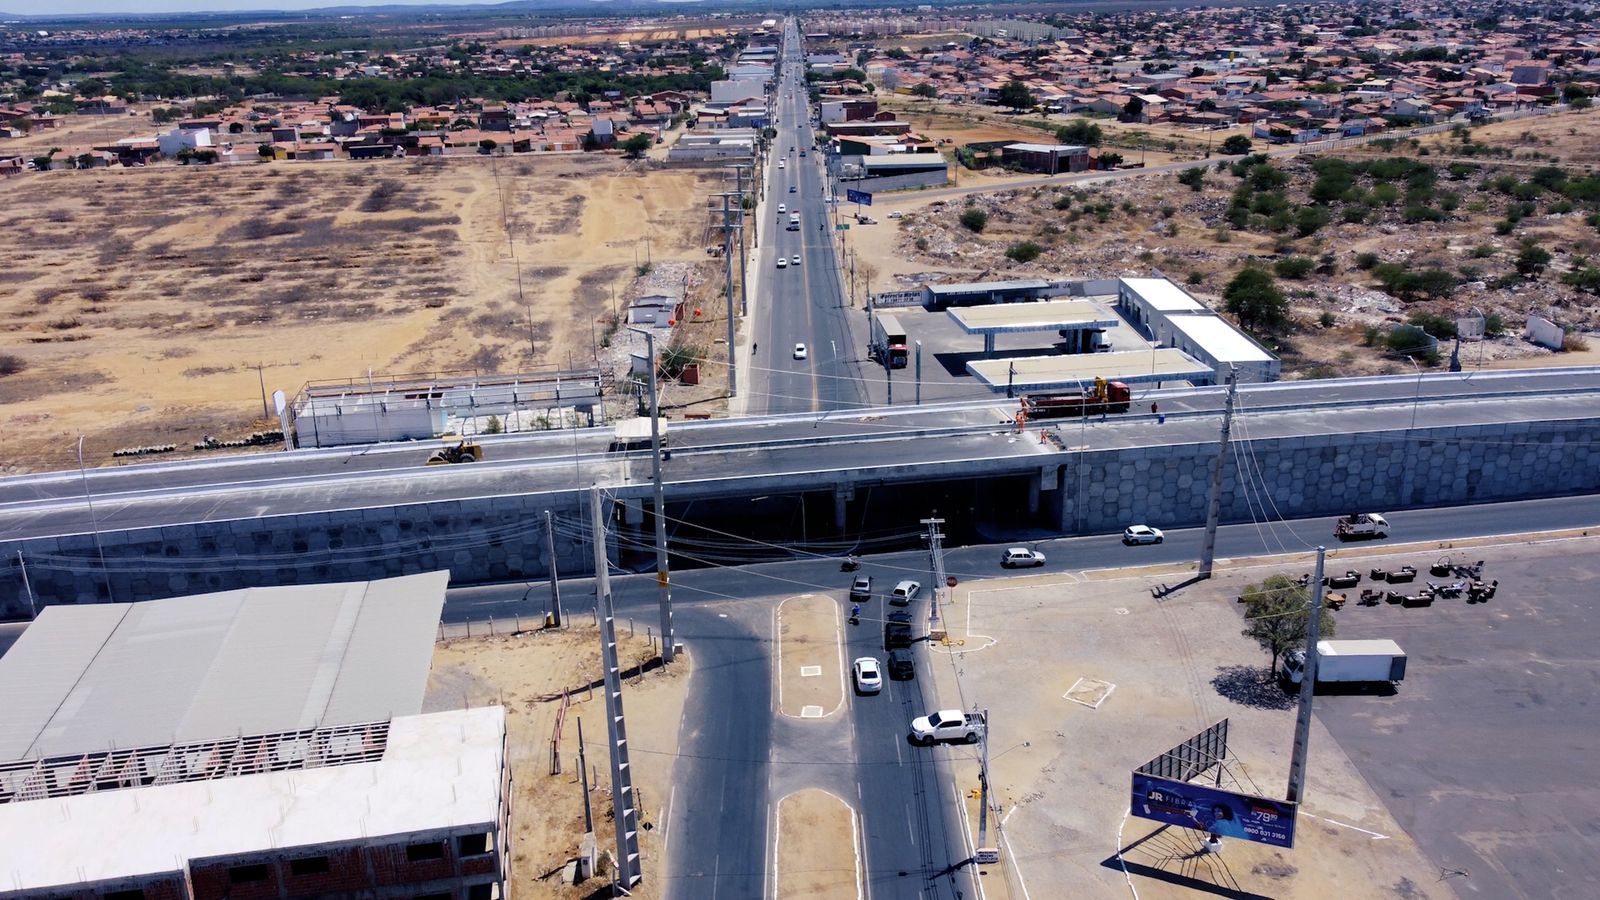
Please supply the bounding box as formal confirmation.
[1470,244,1497,258]
[1220,134,1253,155]
[1341,206,1368,224]
[1407,310,1458,339]
[1319,311,1337,328]
[1005,240,1043,263]
[1484,314,1505,336]
[1354,252,1380,270]
[1516,242,1552,276]
[1177,167,1207,192]
[1053,195,1072,210]
[0,354,25,377]
[959,208,988,232]
[1402,204,1444,223]
[1564,332,1591,352]
[1294,205,1329,236]
[1273,256,1315,279]
[913,237,930,252]
[1055,120,1104,146]
[1186,270,1205,285]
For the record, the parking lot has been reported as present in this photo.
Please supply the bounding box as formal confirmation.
[923,554,1448,899]
[1310,536,1600,900]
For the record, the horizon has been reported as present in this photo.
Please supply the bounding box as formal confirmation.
[3,0,520,15]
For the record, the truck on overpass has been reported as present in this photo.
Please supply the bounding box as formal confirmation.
[870,314,909,368]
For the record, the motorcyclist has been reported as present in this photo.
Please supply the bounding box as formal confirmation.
[850,603,861,622]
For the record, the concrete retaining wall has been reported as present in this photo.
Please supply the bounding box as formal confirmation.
[4,416,1597,616]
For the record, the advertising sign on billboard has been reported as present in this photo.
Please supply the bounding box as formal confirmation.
[846,188,873,206]
[1130,773,1297,848]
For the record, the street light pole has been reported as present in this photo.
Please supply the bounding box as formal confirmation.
[631,328,676,664]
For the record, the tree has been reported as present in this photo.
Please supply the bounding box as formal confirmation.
[998,80,1034,111]
[911,82,937,99]
[1219,134,1253,155]
[1098,151,1124,168]
[621,132,652,158]
[1222,266,1289,332]
[1005,240,1042,263]
[1055,120,1103,146]
[32,155,52,171]
[1177,166,1206,192]
[1121,95,1145,120]
[959,207,988,232]
[478,138,497,153]
[228,121,245,134]
[258,144,274,159]
[1516,241,1552,276]
[1240,574,1338,674]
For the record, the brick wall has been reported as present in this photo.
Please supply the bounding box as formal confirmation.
[370,839,456,886]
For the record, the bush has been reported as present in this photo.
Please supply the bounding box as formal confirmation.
[1354,252,1380,270]
[1341,206,1368,224]
[1220,134,1253,155]
[1484,314,1505,336]
[1385,324,1434,356]
[1177,167,1206,192]
[1565,332,1591,352]
[1516,242,1552,276]
[1319,311,1337,328]
[0,353,25,377]
[1294,205,1329,236]
[1054,120,1103,146]
[1402,204,1445,223]
[1186,270,1205,285]
[1273,256,1315,279]
[914,237,930,252]
[959,208,988,233]
[1407,310,1458,339]
[1053,195,1072,210]
[1005,240,1043,263]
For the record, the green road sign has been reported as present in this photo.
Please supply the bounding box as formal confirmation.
[836,223,850,230]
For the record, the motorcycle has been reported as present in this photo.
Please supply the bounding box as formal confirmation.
[841,555,860,572]
[849,604,861,625]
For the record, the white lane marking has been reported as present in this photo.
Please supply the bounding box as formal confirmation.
[663,785,676,858]
[853,805,868,900]
[1301,812,1391,840]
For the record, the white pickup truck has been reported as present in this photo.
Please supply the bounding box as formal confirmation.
[909,709,987,745]
[1334,512,1389,540]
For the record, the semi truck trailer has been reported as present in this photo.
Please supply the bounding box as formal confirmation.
[869,314,909,368]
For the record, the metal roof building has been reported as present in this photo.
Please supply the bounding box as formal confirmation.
[967,349,1214,393]
[0,571,513,900]
[0,570,449,763]
[923,278,1054,309]
[947,299,1121,355]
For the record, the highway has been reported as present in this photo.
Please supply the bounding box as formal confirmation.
[4,368,1600,542]
[749,20,865,415]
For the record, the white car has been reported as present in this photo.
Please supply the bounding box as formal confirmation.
[1001,547,1046,568]
[776,257,787,269]
[779,160,786,168]
[790,254,801,266]
[890,580,921,606]
[1122,525,1165,545]
[888,210,904,219]
[852,657,883,694]
[793,343,808,360]
[778,203,786,214]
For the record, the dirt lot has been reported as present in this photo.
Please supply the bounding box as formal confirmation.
[927,562,1443,899]
[776,594,846,719]
[425,621,690,898]
[0,156,721,472]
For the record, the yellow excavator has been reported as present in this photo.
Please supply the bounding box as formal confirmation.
[425,436,483,466]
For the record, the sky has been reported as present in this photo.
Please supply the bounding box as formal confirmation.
[6,0,524,15]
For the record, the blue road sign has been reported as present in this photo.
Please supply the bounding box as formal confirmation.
[1131,773,1297,848]
[846,188,873,206]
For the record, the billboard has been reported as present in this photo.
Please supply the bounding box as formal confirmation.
[846,188,873,206]
[1131,773,1297,848]
[1137,718,1228,783]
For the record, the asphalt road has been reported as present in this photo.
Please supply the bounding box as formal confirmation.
[435,493,1600,898]
[750,33,864,416]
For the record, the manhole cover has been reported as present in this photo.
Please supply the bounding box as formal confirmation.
[800,665,822,677]
[801,705,824,718]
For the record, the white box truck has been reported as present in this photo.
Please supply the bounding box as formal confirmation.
[1282,639,1407,687]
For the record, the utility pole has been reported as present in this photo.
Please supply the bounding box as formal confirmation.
[76,435,114,603]
[1197,368,1239,580]
[16,551,36,620]
[545,509,562,627]
[589,486,642,891]
[977,707,993,848]
[718,191,739,398]
[886,357,893,406]
[733,165,751,316]
[1286,546,1327,804]
[922,516,947,640]
[915,341,923,405]
[633,328,676,664]
[255,363,269,419]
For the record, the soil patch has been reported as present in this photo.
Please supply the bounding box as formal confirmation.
[775,788,861,900]
[776,594,845,719]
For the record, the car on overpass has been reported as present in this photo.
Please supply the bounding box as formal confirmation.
[1002,547,1046,568]
[1123,525,1165,545]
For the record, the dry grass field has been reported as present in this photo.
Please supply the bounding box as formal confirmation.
[0,156,720,472]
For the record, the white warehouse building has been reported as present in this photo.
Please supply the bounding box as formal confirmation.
[1116,276,1280,383]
